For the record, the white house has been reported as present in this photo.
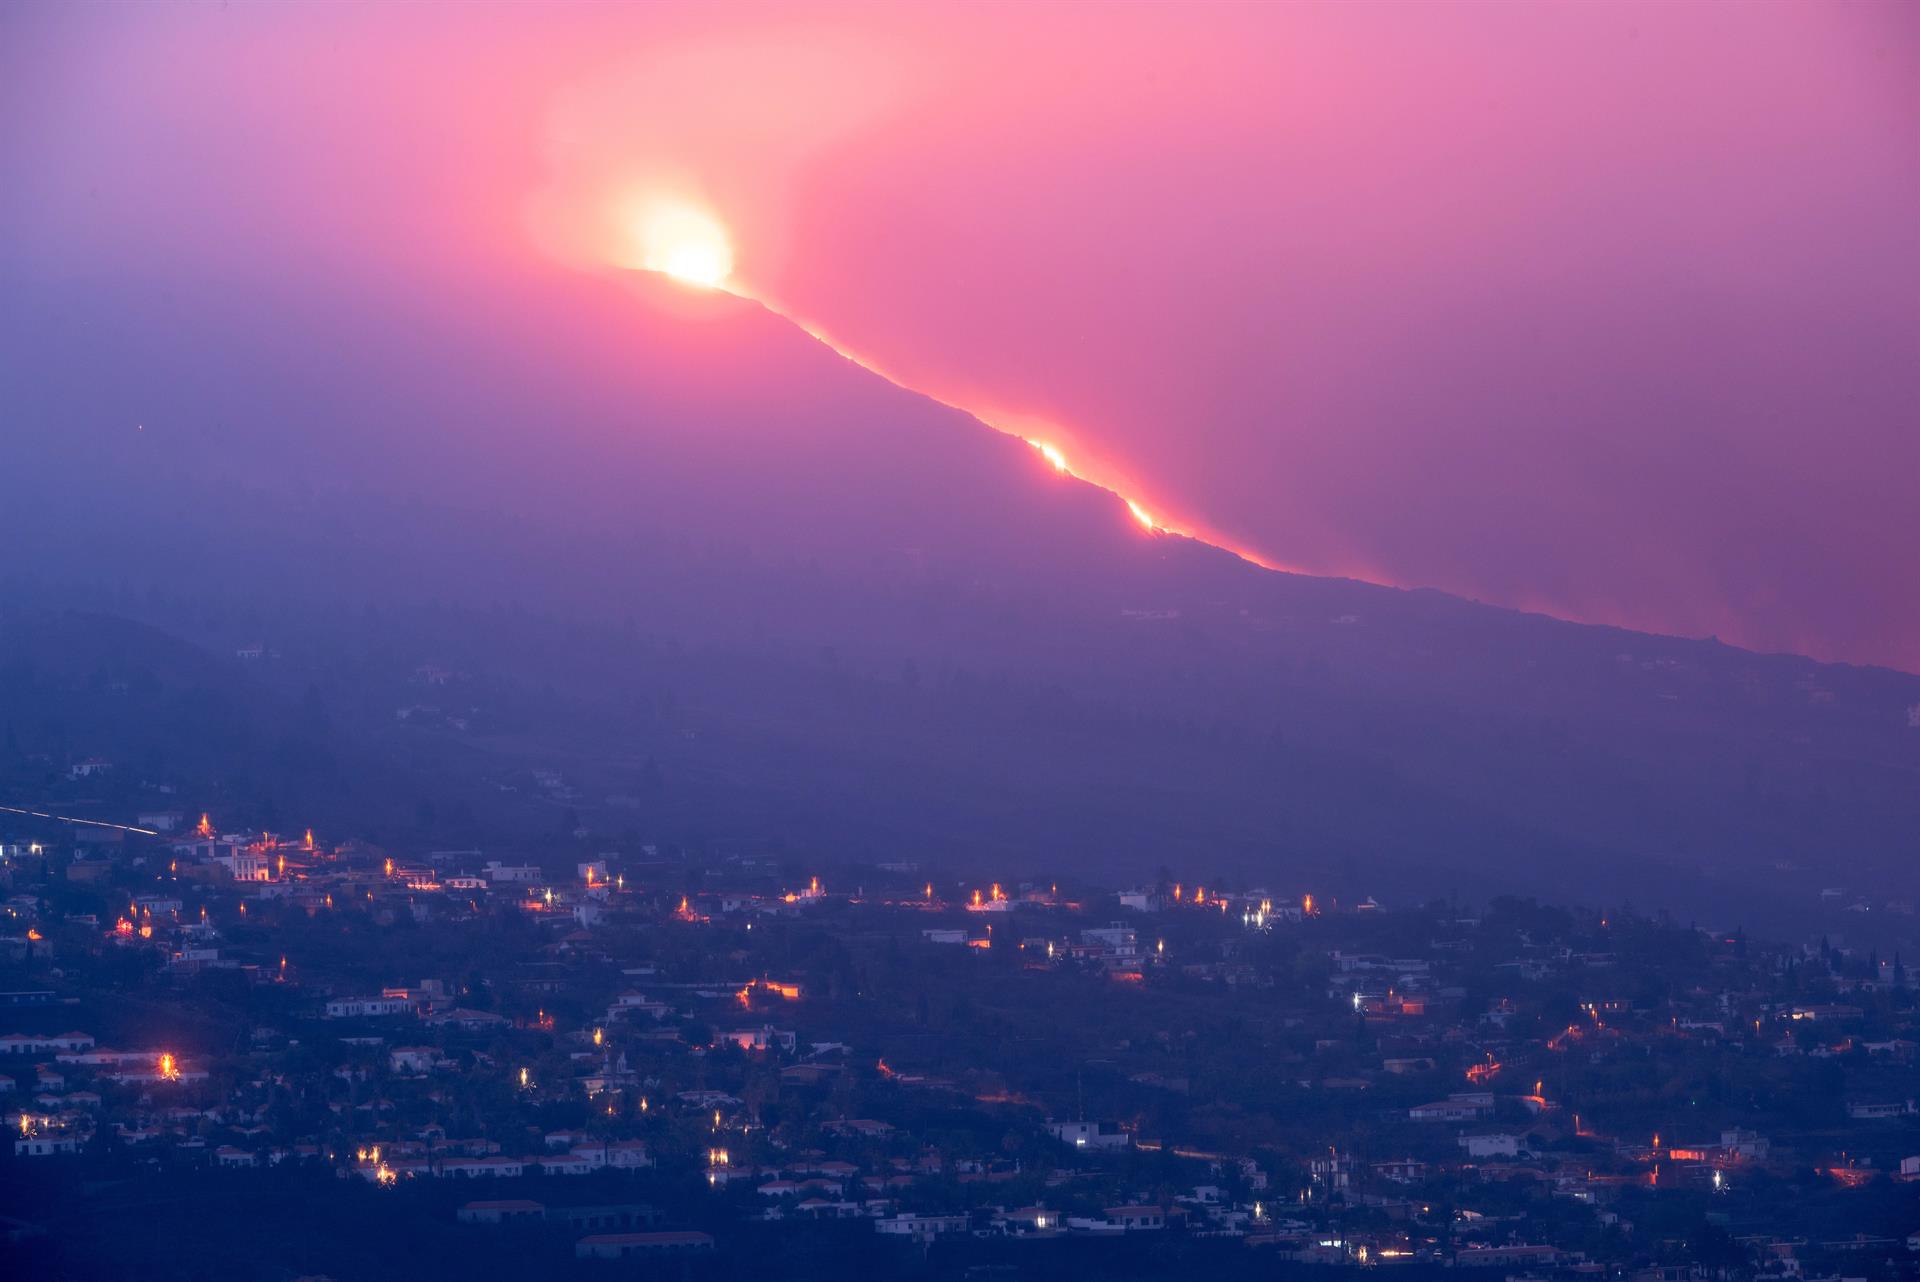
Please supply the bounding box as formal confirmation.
[325,996,415,1019]
[1046,1120,1131,1151]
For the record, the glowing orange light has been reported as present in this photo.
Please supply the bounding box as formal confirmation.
[158,1052,180,1081]
[1125,499,1157,531]
[593,1027,604,1047]
[631,199,733,288]
[1032,441,1069,472]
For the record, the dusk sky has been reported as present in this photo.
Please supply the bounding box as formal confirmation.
[7,2,1917,670]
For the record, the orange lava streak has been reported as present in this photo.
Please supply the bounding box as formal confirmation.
[678,270,1300,575]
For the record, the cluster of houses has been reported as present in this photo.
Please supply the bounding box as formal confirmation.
[4,812,1920,1275]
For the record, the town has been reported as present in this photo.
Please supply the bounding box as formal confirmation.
[2,807,1917,1281]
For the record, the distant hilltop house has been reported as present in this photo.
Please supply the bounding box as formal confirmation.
[426,1008,510,1032]
[574,1232,713,1260]
[66,757,113,780]
[1410,1092,1495,1123]
[324,996,415,1019]
[1046,1120,1131,1151]
[719,1026,796,1053]
[389,1046,438,1075]
[0,1031,95,1056]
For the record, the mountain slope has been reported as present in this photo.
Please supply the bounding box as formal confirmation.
[3,264,1917,933]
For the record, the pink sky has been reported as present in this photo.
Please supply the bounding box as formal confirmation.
[7,1,1918,668]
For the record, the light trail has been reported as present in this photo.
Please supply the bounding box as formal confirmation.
[0,804,158,836]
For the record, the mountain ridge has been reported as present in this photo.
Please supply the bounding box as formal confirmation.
[3,262,1917,932]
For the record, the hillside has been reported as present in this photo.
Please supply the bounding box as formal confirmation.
[3,265,1917,934]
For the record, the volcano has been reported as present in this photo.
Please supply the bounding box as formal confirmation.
[4,264,1918,933]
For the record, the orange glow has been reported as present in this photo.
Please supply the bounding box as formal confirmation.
[630,197,733,288]
[1303,893,1315,915]
[303,828,314,849]
[761,307,1299,574]
[195,813,213,838]
[158,1052,180,1081]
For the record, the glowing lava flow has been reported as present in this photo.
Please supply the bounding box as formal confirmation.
[673,273,1295,571]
